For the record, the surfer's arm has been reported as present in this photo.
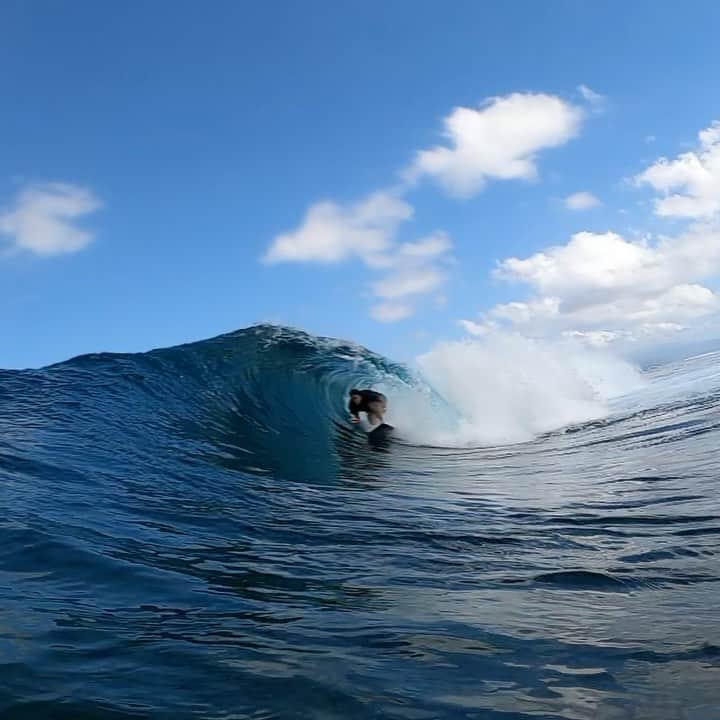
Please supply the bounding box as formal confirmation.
[348,401,361,423]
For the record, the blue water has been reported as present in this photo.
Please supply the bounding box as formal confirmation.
[1,325,719,719]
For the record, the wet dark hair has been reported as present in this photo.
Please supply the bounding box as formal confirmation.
[349,389,361,396]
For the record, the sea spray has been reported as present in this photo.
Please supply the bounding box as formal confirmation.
[382,334,645,446]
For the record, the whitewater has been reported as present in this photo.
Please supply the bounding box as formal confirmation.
[0,324,718,719]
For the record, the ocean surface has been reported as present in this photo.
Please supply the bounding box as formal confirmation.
[1,324,718,720]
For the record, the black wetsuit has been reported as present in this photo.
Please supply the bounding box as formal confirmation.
[348,390,386,418]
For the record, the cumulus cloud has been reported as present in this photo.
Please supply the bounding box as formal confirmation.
[0,183,102,257]
[407,93,583,197]
[496,231,663,302]
[461,223,720,344]
[497,227,720,303]
[635,121,720,219]
[478,119,720,344]
[262,191,412,267]
[564,191,600,210]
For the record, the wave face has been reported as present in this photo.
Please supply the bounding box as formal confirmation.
[1,324,719,719]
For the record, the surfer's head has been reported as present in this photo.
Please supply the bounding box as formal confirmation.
[349,389,362,405]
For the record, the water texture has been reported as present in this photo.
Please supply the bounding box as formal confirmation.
[0,325,718,719]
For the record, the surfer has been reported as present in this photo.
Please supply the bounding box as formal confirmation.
[348,389,387,427]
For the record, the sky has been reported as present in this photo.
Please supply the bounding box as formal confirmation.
[2,0,720,369]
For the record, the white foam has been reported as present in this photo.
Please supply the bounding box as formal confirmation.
[381,334,645,447]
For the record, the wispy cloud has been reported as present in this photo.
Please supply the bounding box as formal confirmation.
[372,265,446,300]
[396,232,452,260]
[564,191,600,210]
[370,302,414,323]
[577,84,607,113]
[406,93,583,198]
[0,183,102,257]
[369,232,453,322]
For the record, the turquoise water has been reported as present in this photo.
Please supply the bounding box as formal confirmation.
[1,325,718,719]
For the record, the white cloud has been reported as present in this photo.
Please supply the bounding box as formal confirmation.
[562,322,694,348]
[492,297,561,324]
[578,84,607,113]
[633,283,718,321]
[407,93,583,197]
[371,302,414,323]
[483,121,720,343]
[0,183,101,257]
[372,266,445,300]
[635,121,720,219]
[261,181,453,323]
[496,231,663,302]
[497,227,720,304]
[458,319,496,337]
[564,191,600,210]
[561,329,630,348]
[462,223,720,344]
[262,191,412,267]
[368,232,453,322]
[262,89,589,325]
[500,283,719,332]
[396,232,452,260]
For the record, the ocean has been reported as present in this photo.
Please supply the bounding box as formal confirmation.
[1,324,718,719]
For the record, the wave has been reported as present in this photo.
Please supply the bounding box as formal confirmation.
[5,324,716,474]
[2,324,720,719]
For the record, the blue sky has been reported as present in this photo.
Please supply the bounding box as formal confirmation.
[2,0,720,368]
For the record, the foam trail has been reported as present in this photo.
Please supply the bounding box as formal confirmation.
[384,334,645,447]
